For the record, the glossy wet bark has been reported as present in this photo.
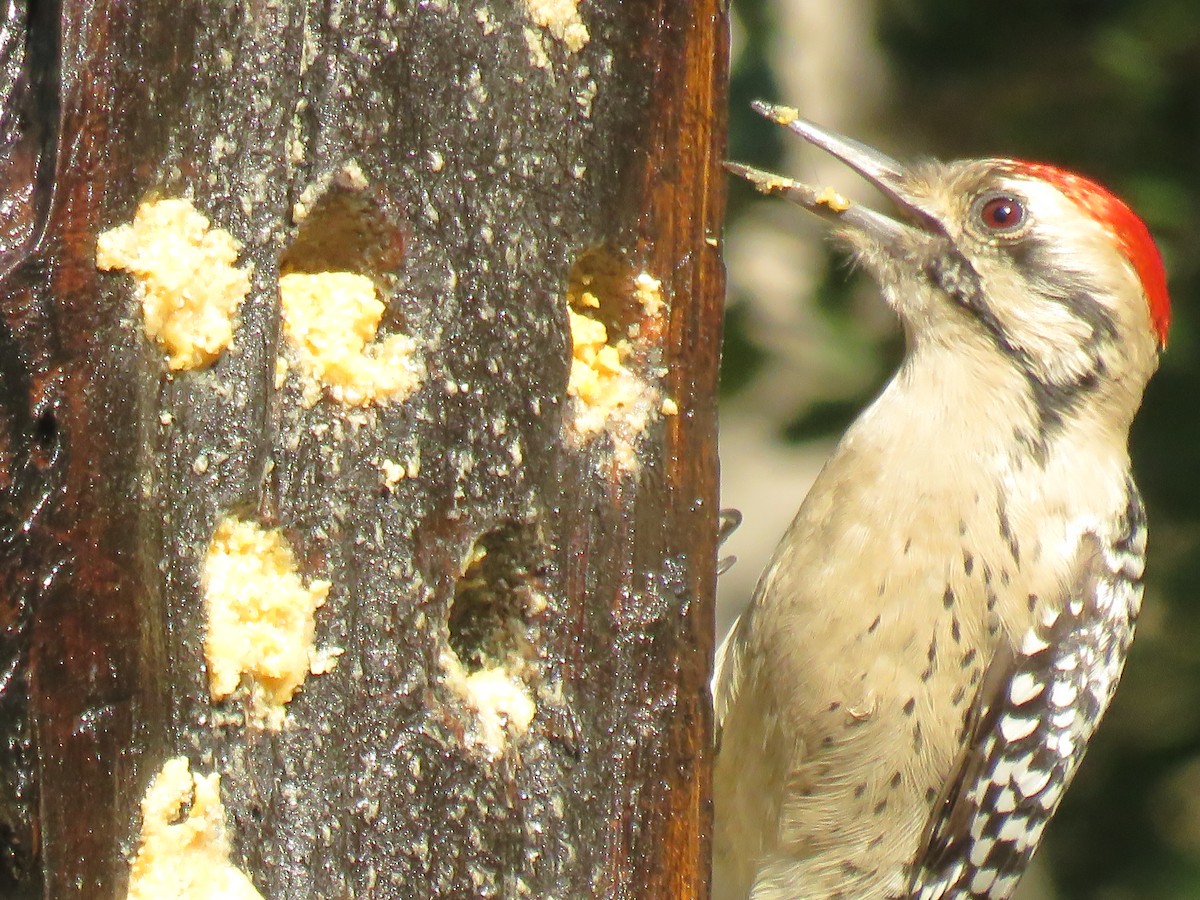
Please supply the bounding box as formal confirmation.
[0,0,727,896]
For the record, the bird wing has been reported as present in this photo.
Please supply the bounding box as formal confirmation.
[906,496,1146,899]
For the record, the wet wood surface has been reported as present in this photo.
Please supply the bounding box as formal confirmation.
[0,1,727,896]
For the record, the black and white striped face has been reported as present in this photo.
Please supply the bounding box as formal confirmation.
[728,108,1168,440]
[840,159,1165,438]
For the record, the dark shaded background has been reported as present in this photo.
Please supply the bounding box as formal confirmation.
[721,2,1200,897]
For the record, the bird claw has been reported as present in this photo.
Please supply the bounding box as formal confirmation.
[719,508,742,545]
[717,508,743,574]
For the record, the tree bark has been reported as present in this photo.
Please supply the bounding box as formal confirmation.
[0,0,727,896]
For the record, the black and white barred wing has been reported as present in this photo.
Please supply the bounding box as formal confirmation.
[907,518,1146,899]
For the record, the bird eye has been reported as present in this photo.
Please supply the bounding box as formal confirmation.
[973,193,1028,235]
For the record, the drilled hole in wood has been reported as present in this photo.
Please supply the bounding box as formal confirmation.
[567,245,636,336]
[443,523,548,755]
[281,168,404,281]
[565,246,671,466]
[277,166,423,408]
[448,523,546,673]
[33,410,56,449]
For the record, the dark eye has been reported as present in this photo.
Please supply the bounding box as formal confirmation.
[973,193,1027,235]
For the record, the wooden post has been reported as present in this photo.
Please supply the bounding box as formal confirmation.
[0,1,727,895]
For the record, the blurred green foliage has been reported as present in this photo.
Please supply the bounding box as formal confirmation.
[724,1,1200,896]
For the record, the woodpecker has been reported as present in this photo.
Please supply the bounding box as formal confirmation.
[713,103,1169,900]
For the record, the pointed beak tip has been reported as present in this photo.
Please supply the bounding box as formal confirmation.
[725,161,858,218]
[751,99,800,128]
[731,103,936,246]
[745,104,909,192]
[723,161,795,198]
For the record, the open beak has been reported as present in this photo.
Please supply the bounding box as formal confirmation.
[727,102,935,247]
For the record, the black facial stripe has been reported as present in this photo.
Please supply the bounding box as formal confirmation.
[1057,291,1119,347]
[922,246,1104,445]
[922,252,1026,362]
[1014,239,1121,349]
[922,249,1040,371]
[1026,370,1099,437]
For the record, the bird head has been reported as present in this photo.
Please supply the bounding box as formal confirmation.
[728,103,1170,439]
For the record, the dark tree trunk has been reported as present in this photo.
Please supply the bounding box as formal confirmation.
[0,0,727,896]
